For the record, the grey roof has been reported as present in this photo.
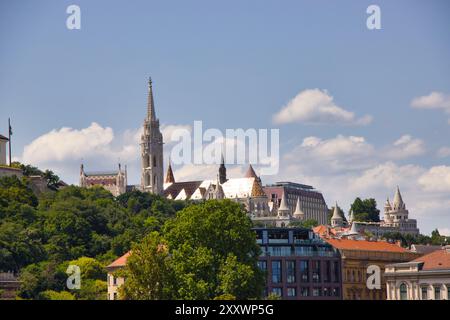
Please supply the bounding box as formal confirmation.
[410,244,442,255]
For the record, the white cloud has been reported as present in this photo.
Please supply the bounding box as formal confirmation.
[384,135,426,160]
[18,122,192,185]
[418,166,450,193]
[411,91,450,123]
[161,124,192,144]
[302,135,373,158]
[438,228,450,237]
[348,162,425,193]
[411,91,450,110]
[289,135,375,173]
[273,89,373,125]
[437,147,450,158]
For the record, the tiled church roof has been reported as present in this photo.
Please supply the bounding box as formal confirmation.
[164,181,203,199]
[251,178,266,197]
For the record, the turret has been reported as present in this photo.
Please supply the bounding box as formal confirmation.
[293,197,305,220]
[393,186,405,210]
[331,202,343,228]
[277,189,290,217]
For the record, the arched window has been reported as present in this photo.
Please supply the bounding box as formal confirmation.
[400,283,408,300]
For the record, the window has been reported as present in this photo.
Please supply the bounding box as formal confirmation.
[299,260,309,282]
[257,260,267,273]
[271,287,282,298]
[324,261,331,282]
[152,156,156,167]
[400,283,408,300]
[312,261,321,283]
[300,287,309,297]
[268,246,291,256]
[286,260,296,284]
[271,261,282,284]
[421,287,428,300]
[332,287,340,297]
[287,288,297,297]
[334,261,340,283]
[312,288,322,297]
[113,276,117,286]
[434,286,441,300]
[113,292,117,300]
[294,246,313,256]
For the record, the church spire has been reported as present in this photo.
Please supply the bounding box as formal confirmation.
[147,77,156,120]
[165,158,175,184]
[219,152,227,184]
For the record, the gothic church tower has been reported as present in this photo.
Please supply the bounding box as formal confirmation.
[141,77,164,194]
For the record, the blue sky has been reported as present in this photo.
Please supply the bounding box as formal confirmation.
[1,0,449,234]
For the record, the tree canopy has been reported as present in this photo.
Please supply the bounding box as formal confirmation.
[119,200,265,300]
[350,197,380,222]
[0,174,186,299]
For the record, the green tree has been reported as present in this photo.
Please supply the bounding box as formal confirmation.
[163,200,264,299]
[18,261,66,299]
[39,290,75,300]
[289,219,318,228]
[431,229,448,245]
[118,232,171,300]
[350,198,380,222]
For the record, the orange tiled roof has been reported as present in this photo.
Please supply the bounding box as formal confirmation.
[412,248,450,270]
[313,225,339,236]
[107,251,131,268]
[324,238,409,253]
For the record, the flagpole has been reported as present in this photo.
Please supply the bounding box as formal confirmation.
[8,118,11,166]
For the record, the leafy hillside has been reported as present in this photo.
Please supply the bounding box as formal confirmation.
[0,175,186,299]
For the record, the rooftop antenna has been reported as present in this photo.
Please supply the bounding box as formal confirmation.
[8,118,12,166]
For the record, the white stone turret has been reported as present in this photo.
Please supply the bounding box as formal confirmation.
[277,190,290,217]
[293,197,305,220]
[393,186,405,210]
[331,202,343,228]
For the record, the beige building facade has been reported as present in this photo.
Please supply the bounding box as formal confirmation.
[385,246,450,300]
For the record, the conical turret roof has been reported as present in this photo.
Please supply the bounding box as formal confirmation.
[251,178,266,197]
[393,186,404,209]
[278,189,290,213]
[293,197,305,218]
[245,164,258,178]
[331,202,343,220]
